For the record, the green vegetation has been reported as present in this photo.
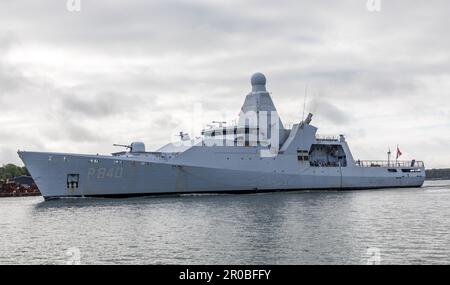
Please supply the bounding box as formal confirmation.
[426,168,450,180]
[0,164,30,181]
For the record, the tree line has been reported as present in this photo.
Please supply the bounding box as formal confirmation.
[0,164,30,181]
[425,168,450,180]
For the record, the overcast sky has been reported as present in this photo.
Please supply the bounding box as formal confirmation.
[0,0,449,168]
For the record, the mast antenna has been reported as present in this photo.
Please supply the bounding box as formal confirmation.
[302,85,308,122]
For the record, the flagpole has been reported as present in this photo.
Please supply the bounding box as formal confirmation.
[387,148,391,167]
[396,144,399,166]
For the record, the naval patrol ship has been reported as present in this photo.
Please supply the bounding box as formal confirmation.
[18,73,425,200]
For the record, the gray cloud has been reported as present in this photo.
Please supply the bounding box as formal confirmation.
[0,63,29,96]
[60,91,141,119]
[309,98,351,125]
[0,147,19,165]
[0,36,32,98]
[59,120,103,143]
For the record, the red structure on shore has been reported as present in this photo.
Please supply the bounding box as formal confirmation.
[0,181,41,197]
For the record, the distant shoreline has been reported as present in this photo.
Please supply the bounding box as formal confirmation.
[425,169,450,181]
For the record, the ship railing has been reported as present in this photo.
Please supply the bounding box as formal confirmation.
[315,134,340,141]
[355,160,424,168]
[112,151,180,160]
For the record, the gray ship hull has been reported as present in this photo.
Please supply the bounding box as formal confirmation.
[17,73,426,200]
[19,151,425,200]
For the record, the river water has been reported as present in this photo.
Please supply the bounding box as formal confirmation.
[1,180,449,264]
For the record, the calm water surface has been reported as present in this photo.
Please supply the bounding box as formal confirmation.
[1,180,450,264]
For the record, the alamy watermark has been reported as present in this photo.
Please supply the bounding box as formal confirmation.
[66,0,81,12]
[366,0,381,12]
[366,247,381,265]
[65,247,81,265]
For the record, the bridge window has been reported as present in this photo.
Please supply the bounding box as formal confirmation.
[402,168,421,173]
